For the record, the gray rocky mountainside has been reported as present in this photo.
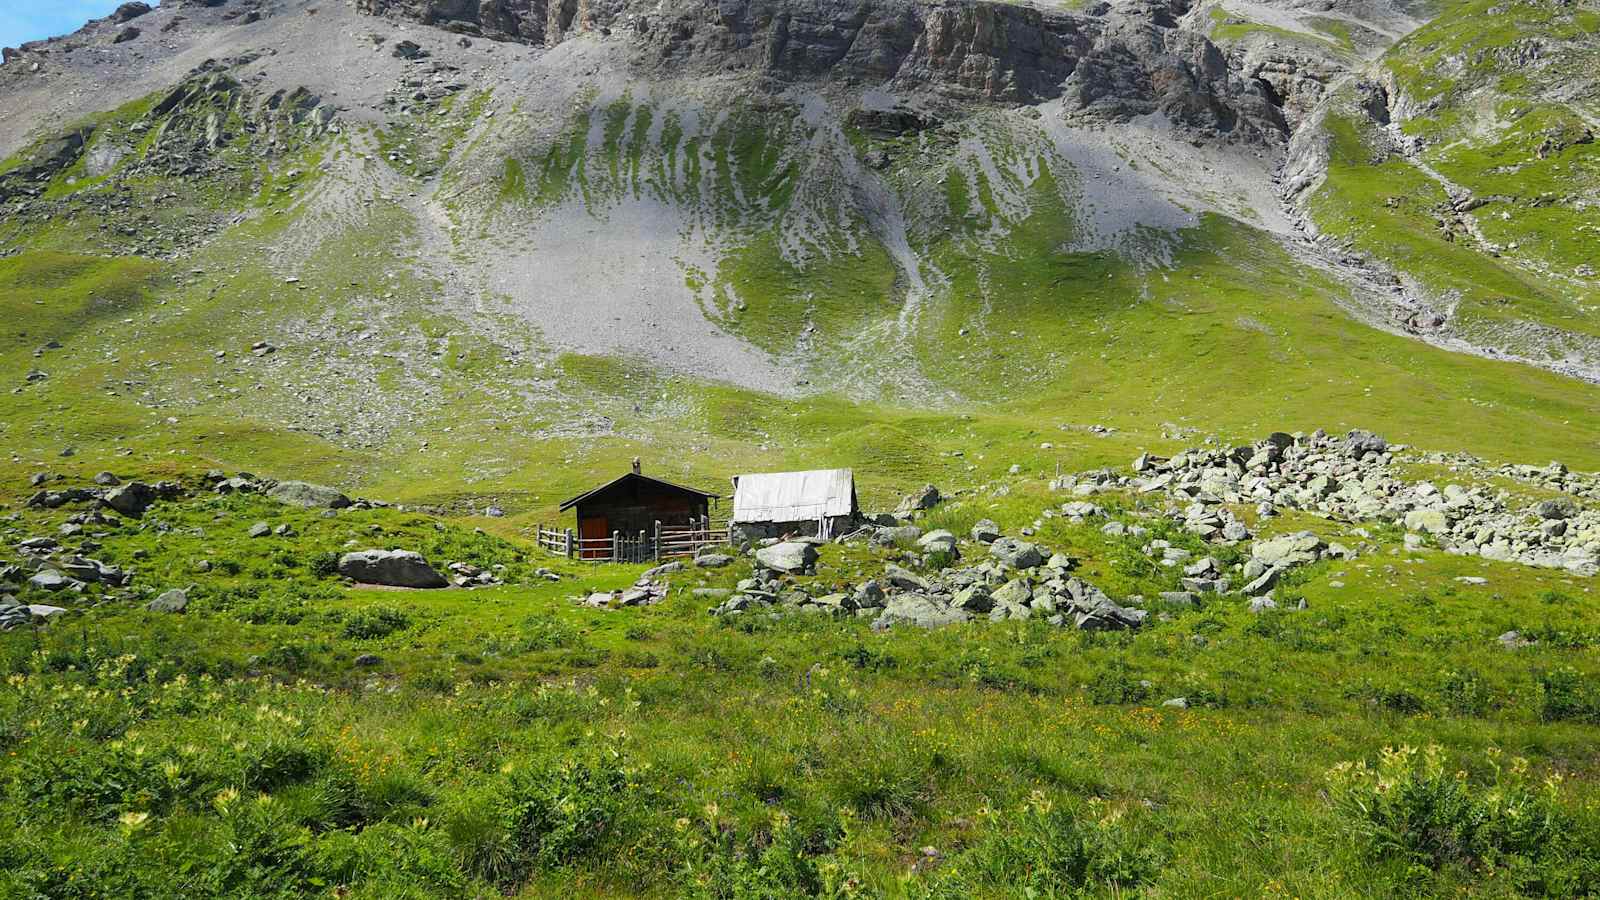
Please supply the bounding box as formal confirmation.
[0,0,1596,489]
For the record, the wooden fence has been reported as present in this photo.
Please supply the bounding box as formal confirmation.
[536,517,728,563]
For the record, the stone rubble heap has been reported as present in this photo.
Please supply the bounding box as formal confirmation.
[570,555,728,609]
[1130,430,1599,576]
[708,527,1147,632]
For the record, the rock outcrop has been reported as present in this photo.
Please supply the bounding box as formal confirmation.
[356,0,1290,140]
[266,480,352,509]
[338,550,449,588]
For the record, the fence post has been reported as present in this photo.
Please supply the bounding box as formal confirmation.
[654,521,662,561]
[565,529,574,559]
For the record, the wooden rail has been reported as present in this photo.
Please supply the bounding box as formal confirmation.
[536,517,729,563]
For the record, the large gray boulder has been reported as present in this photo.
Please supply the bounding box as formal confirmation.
[970,519,1001,543]
[267,480,351,509]
[917,529,959,555]
[873,525,923,546]
[1250,532,1325,568]
[1073,599,1147,631]
[991,578,1032,607]
[952,585,993,613]
[884,565,930,592]
[112,3,152,24]
[755,541,819,574]
[1342,430,1387,458]
[28,569,73,592]
[103,481,156,516]
[146,588,189,613]
[338,550,447,588]
[1536,498,1579,520]
[871,594,970,630]
[989,536,1044,569]
[895,484,942,516]
[1403,509,1448,535]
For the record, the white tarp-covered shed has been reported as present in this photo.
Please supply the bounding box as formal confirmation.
[730,469,858,539]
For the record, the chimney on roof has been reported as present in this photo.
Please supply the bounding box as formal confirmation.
[631,457,642,475]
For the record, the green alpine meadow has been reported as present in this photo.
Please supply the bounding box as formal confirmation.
[1,0,1598,896]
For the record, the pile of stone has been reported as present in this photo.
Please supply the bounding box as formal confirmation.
[24,471,364,520]
[1240,530,1349,605]
[27,478,183,517]
[1130,429,1599,576]
[0,598,66,631]
[1485,459,1600,501]
[4,541,135,595]
[577,576,669,609]
[708,532,1146,632]
[446,561,505,588]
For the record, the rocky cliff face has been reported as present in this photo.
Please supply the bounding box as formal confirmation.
[352,0,582,45]
[357,0,1289,140]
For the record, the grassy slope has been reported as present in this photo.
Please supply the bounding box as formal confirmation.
[3,480,1600,896]
[4,178,1600,518]
[1307,0,1600,350]
[5,45,1600,897]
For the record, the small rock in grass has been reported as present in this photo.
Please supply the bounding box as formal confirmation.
[146,588,188,613]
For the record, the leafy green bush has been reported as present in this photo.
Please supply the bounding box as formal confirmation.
[1085,660,1150,705]
[675,809,870,899]
[451,753,640,887]
[840,644,896,671]
[485,614,579,655]
[258,642,314,672]
[241,738,323,792]
[233,597,312,626]
[1537,666,1600,723]
[1438,667,1491,716]
[308,551,341,578]
[1343,679,1427,715]
[916,792,1167,897]
[1326,745,1600,892]
[342,607,412,641]
[826,742,929,819]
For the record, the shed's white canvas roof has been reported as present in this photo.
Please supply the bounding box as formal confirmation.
[731,469,856,523]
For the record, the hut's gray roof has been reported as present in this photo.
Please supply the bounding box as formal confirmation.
[730,469,856,523]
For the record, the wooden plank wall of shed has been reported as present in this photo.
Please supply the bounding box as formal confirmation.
[575,479,707,539]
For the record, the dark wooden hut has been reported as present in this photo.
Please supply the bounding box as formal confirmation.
[558,465,718,560]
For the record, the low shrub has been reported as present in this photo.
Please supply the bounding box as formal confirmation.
[342,607,412,641]
[1085,660,1150,705]
[484,615,580,655]
[675,809,870,899]
[308,552,341,579]
[1344,679,1427,716]
[1326,745,1600,892]
[1437,667,1491,717]
[450,752,641,887]
[1537,666,1600,723]
[915,792,1167,897]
